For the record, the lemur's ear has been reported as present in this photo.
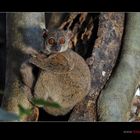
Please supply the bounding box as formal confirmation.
[67,30,73,39]
[43,29,48,39]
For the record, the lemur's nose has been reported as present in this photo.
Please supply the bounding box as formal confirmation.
[54,45,61,51]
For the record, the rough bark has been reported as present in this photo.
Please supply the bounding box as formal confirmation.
[97,13,140,121]
[45,12,69,29]
[69,12,125,121]
[59,12,94,57]
[1,12,45,121]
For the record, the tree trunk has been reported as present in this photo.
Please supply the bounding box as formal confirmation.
[97,13,140,121]
[69,12,125,121]
[1,12,45,121]
[45,12,69,29]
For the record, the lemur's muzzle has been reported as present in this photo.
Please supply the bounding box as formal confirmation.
[51,45,61,52]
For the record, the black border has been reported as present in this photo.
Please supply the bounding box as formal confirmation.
[1,122,140,138]
[0,0,140,12]
[1,0,140,139]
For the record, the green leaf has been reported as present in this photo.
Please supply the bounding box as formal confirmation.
[18,104,33,117]
[32,98,61,108]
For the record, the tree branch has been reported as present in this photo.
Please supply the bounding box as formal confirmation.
[1,13,45,121]
[69,12,125,121]
[97,13,140,121]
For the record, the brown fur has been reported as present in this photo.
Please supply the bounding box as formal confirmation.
[30,49,91,116]
[20,29,91,116]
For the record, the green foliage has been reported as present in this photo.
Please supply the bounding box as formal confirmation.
[18,104,33,118]
[32,98,61,108]
[17,99,60,120]
[0,100,60,121]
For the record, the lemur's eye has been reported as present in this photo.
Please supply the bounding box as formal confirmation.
[59,37,65,44]
[48,38,55,45]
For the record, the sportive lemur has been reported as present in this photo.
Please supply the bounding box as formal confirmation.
[20,29,91,116]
